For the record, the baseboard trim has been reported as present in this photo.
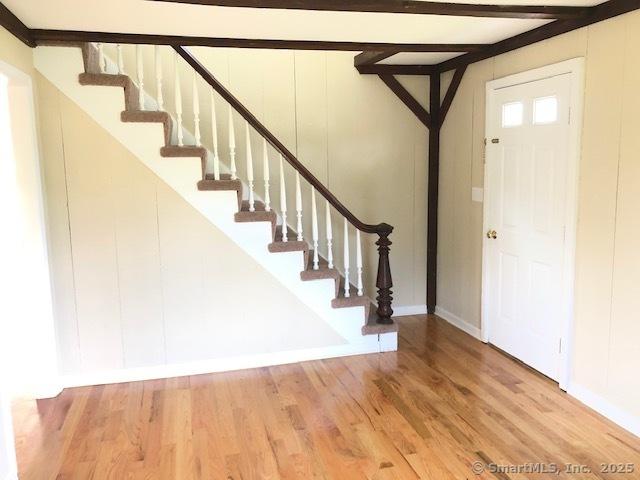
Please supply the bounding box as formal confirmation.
[435,306,482,340]
[567,382,640,438]
[393,304,428,316]
[59,340,395,389]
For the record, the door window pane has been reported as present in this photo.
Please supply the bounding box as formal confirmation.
[502,102,524,127]
[533,96,558,124]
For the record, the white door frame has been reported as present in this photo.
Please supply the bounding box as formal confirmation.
[0,59,60,400]
[481,58,585,391]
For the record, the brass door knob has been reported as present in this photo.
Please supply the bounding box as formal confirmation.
[486,229,497,239]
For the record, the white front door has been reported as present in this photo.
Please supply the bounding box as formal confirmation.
[484,73,572,381]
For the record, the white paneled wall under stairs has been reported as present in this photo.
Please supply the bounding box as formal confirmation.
[35,42,397,384]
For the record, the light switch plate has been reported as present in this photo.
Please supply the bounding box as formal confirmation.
[472,187,484,203]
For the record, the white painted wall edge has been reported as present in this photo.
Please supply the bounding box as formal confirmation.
[2,471,18,480]
[393,305,428,316]
[60,335,397,389]
[435,306,482,340]
[568,383,640,438]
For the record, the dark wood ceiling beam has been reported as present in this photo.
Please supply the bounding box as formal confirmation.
[437,0,640,72]
[357,64,435,75]
[148,0,588,20]
[31,29,483,53]
[439,66,467,126]
[355,51,400,67]
[378,74,430,129]
[0,2,35,47]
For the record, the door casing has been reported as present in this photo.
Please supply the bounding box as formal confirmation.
[482,58,585,391]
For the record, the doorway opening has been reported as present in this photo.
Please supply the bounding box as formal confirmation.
[0,60,60,480]
[482,58,584,391]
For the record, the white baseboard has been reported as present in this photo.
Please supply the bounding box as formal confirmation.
[393,304,428,316]
[435,306,482,340]
[567,382,640,438]
[59,339,396,389]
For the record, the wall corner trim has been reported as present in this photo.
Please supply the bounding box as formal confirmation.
[567,382,640,438]
[435,306,482,340]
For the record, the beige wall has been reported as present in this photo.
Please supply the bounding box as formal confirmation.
[440,11,640,418]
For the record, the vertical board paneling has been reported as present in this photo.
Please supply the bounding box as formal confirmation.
[572,17,626,392]
[608,12,640,416]
[326,52,420,305]
[61,99,124,372]
[36,77,81,374]
[156,181,207,364]
[111,152,165,368]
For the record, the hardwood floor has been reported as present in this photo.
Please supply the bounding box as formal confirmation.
[12,315,640,479]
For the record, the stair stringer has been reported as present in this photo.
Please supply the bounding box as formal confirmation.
[34,45,397,352]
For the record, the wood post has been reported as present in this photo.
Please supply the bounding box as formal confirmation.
[427,73,440,314]
[375,229,394,324]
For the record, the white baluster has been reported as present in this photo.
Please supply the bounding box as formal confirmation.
[343,218,350,298]
[136,45,144,110]
[155,45,163,111]
[326,200,333,269]
[228,106,237,180]
[311,187,319,270]
[193,71,201,146]
[295,173,303,241]
[117,44,125,75]
[263,139,271,212]
[279,155,288,242]
[211,92,220,180]
[174,52,184,146]
[356,230,363,296]
[97,43,106,73]
[245,122,255,212]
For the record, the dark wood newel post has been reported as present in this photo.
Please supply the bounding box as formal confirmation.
[375,224,394,324]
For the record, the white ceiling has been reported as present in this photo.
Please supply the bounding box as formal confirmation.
[7,0,605,63]
[380,52,466,64]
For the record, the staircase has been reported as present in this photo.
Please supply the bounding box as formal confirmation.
[34,41,397,362]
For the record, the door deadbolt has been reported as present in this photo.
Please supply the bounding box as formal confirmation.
[486,229,497,239]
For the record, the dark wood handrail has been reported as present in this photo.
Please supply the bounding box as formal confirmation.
[174,46,393,237]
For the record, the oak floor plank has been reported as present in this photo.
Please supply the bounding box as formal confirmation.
[12,315,640,479]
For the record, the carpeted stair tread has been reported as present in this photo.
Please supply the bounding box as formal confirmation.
[273,225,298,243]
[332,293,370,309]
[300,253,339,281]
[269,225,307,253]
[235,201,277,225]
[362,308,398,335]
[204,173,235,181]
[332,278,370,309]
[197,177,241,192]
[198,176,243,209]
[160,145,207,179]
[79,72,130,87]
[121,110,172,145]
[160,145,207,159]
[78,73,140,111]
